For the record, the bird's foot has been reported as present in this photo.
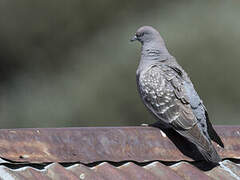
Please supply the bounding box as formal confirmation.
[141,123,149,127]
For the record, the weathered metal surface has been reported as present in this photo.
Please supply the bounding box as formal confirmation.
[0,160,239,180]
[144,162,185,180]
[223,160,240,176]
[205,160,240,180]
[171,162,214,180]
[0,127,188,163]
[213,126,240,159]
[118,162,159,180]
[45,163,79,180]
[19,168,51,180]
[0,126,239,164]
[68,163,106,180]
[92,162,129,180]
[0,126,239,180]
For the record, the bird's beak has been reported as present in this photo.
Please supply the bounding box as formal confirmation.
[130,35,138,42]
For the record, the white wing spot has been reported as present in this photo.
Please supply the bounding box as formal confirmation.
[164,99,170,103]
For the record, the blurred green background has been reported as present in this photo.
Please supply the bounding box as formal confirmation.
[0,0,239,128]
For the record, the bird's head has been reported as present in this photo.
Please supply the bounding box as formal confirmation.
[130,26,161,44]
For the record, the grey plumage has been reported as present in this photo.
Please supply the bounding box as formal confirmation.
[131,26,224,164]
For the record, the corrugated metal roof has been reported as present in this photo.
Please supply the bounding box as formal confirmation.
[0,126,239,179]
[0,160,240,180]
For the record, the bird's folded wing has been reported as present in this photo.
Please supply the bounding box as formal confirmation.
[138,65,197,130]
[167,65,224,148]
[138,65,222,162]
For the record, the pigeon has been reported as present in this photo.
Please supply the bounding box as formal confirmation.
[131,26,224,164]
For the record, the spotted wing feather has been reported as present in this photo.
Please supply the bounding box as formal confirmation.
[138,65,197,129]
[170,65,224,148]
[138,65,221,163]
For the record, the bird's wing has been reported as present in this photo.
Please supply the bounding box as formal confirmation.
[138,64,197,130]
[138,65,221,162]
[168,65,224,148]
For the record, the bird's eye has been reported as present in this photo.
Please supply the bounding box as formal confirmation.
[136,32,144,37]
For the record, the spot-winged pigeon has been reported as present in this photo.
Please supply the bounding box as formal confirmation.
[131,26,224,164]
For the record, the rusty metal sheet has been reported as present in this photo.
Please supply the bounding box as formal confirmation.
[0,126,239,164]
[0,160,239,180]
[206,161,240,180]
[44,163,79,180]
[92,162,129,180]
[67,164,106,180]
[0,166,27,180]
[118,162,159,180]
[213,126,240,159]
[16,167,51,180]
[144,162,185,180]
[222,160,240,176]
[171,162,214,180]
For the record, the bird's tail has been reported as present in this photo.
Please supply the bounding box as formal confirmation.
[197,142,221,164]
[177,124,221,164]
[205,111,224,148]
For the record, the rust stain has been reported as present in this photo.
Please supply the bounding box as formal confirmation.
[0,126,238,163]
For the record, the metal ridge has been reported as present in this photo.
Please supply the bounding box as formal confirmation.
[0,126,239,163]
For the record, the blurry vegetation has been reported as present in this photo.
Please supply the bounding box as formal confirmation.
[0,0,239,128]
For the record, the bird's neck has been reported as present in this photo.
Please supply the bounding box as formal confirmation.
[140,41,171,61]
[141,39,170,59]
[137,42,172,74]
